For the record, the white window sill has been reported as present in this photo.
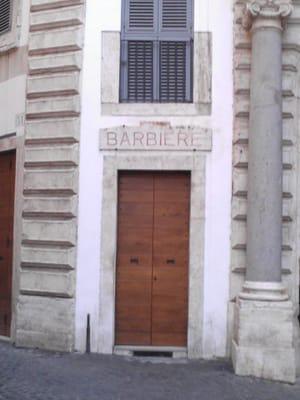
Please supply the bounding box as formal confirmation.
[101,102,211,116]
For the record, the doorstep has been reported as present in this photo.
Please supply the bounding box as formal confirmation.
[114,345,187,359]
[0,335,11,343]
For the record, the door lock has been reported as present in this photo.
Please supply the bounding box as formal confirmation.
[166,259,175,265]
[130,257,139,264]
[0,256,3,261]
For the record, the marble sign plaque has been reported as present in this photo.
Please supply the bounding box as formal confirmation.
[100,125,212,152]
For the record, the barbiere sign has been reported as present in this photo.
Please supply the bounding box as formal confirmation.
[100,124,212,152]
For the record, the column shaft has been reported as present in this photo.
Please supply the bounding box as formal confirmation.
[246,24,283,283]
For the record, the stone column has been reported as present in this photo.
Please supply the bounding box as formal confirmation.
[232,0,297,383]
[241,0,292,301]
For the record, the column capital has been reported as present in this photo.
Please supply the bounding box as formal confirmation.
[242,0,293,31]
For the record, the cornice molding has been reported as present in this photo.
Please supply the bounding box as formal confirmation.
[242,0,293,30]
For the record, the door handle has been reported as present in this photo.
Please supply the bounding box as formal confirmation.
[0,256,3,262]
[166,259,175,265]
[130,257,139,264]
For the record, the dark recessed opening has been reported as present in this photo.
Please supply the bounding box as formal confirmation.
[133,351,173,358]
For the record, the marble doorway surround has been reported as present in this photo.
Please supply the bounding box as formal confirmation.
[98,124,212,358]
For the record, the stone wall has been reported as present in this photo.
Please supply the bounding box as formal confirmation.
[230,0,300,349]
[15,0,85,352]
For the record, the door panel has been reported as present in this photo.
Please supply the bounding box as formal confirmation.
[115,171,190,347]
[115,172,154,345]
[0,151,16,337]
[152,172,190,346]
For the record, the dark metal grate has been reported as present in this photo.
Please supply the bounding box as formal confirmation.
[128,41,154,102]
[0,0,11,35]
[160,41,186,102]
[133,351,173,358]
[129,0,154,29]
[162,0,187,29]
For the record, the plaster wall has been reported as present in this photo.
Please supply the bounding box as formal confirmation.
[76,0,233,358]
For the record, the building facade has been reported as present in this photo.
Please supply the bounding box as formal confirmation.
[0,0,299,383]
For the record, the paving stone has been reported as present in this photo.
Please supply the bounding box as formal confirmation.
[0,341,299,400]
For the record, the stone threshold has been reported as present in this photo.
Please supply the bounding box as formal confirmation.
[0,335,11,343]
[114,345,187,359]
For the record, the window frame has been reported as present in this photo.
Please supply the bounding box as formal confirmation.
[0,0,21,54]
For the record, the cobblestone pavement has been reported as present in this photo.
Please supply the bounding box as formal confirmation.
[0,341,299,400]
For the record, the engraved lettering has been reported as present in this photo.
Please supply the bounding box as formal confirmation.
[191,133,202,148]
[107,132,117,146]
[101,126,209,151]
[120,131,131,146]
[177,132,189,147]
[160,132,163,146]
[164,132,174,146]
[133,132,144,146]
[146,132,157,146]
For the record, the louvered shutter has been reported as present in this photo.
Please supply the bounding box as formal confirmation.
[160,42,187,102]
[159,0,193,102]
[128,0,155,29]
[0,0,11,35]
[127,41,154,102]
[122,0,158,37]
[162,0,188,29]
[120,0,157,102]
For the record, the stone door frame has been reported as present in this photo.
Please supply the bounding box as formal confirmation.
[0,135,24,342]
[98,152,207,358]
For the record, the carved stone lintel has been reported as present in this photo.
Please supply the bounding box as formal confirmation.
[242,0,293,30]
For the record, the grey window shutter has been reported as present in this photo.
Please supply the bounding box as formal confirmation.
[127,41,154,102]
[0,0,11,35]
[122,0,158,37]
[159,0,193,39]
[120,0,193,103]
[162,0,188,29]
[121,0,158,102]
[159,0,193,102]
[160,41,187,102]
[128,0,155,29]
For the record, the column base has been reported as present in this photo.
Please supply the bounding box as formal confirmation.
[232,297,297,383]
[239,281,288,301]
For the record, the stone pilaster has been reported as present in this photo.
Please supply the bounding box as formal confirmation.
[232,0,297,383]
[15,0,85,352]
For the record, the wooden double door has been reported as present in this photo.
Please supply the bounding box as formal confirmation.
[0,151,16,337]
[115,171,190,347]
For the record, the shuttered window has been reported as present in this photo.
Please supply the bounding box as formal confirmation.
[0,0,11,35]
[120,0,193,103]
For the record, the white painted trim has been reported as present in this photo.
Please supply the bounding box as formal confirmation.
[98,152,207,358]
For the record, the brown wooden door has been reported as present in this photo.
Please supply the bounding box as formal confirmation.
[115,171,190,347]
[0,151,16,337]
